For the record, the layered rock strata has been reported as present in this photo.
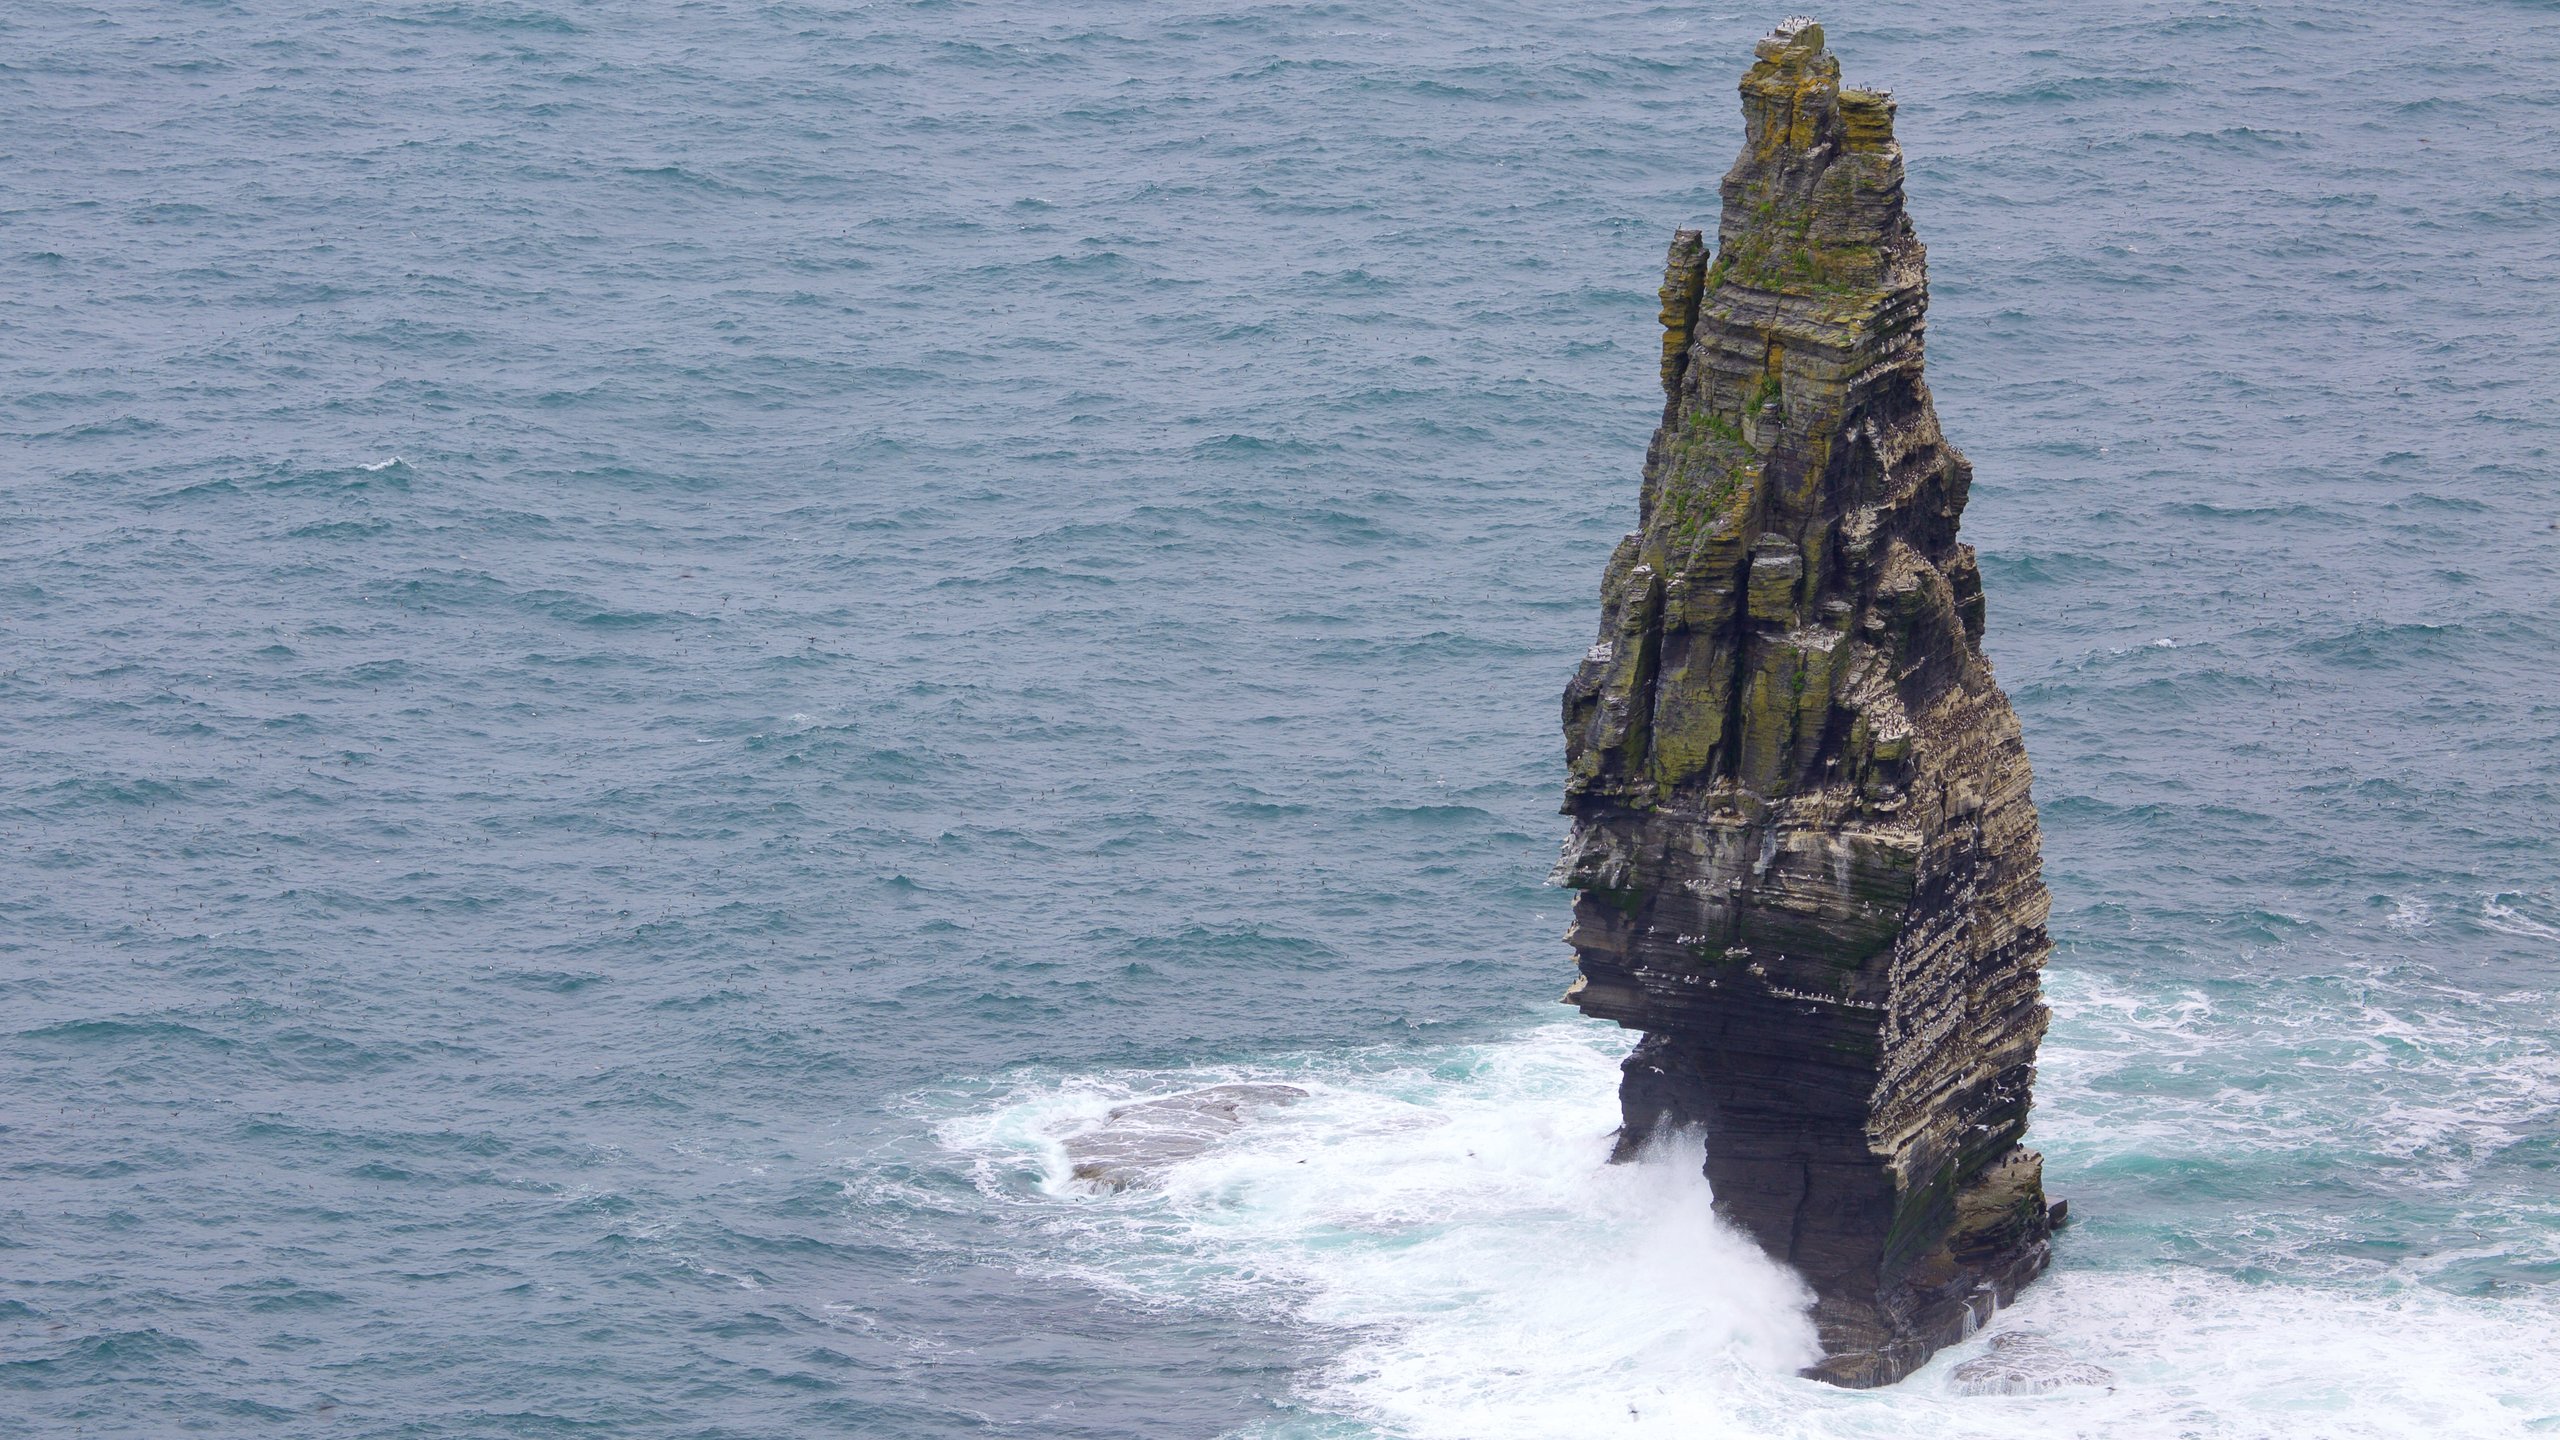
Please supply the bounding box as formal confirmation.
[1554,19,2057,1388]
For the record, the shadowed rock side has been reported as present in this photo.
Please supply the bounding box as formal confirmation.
[1554,18,2057,1387]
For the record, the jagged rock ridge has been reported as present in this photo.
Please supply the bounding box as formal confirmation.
[1554,18,2058,1388]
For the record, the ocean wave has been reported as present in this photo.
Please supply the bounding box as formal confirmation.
[938,1017,2560,1438]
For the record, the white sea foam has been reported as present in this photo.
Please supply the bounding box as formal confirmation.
[946,1019,2560,1439]
[2040,969,2559,1194]
[359,456,405,471]
[2479,894,2560,943]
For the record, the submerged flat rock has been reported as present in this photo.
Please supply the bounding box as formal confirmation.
[1949,1332,2115,1397]
[1062,1084,1309,1191]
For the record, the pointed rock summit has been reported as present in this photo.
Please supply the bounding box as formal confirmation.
[1556,18,2057,1387]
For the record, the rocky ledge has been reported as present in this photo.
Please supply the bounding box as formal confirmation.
[1554,18,2059,1387]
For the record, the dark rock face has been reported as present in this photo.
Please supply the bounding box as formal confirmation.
[1554,18,2056,1388]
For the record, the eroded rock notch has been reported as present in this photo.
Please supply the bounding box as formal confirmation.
[1555,18,2057,1388]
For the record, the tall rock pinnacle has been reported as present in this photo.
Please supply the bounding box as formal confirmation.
[1555,18,2057,1387]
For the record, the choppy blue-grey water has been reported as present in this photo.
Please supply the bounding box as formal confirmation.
[6,1,2558,1435]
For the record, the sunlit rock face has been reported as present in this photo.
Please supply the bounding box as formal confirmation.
[1555,17,2058,1388]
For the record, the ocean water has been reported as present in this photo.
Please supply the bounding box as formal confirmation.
[4,0,2557,1435]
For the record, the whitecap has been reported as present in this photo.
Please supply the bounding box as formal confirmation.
[2479,895,2560,942]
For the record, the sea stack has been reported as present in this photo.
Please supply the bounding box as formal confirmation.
[1554,18,2056,1387]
